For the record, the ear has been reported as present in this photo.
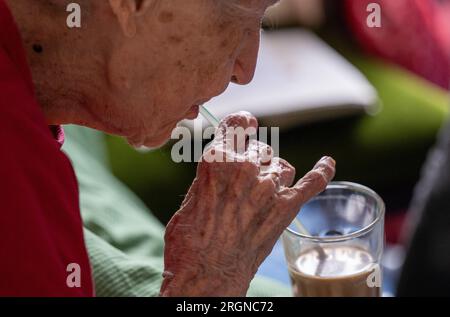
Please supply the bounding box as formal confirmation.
[108,0,154,37]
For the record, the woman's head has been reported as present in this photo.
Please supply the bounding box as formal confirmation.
[17,0,278,147]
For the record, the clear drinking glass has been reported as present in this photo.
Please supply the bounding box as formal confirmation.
[282,182,385,297]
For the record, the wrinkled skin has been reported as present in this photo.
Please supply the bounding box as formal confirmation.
[7,0,277,148]
[6,0,336,296]
[161,112,336,296]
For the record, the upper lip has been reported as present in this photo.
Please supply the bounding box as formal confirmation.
[196,98,212,105]
[185,98,211,118]
[184,107,199,120]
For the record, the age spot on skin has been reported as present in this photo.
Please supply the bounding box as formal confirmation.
[168,35,183,44]
[218,20,230,33]
[176,60,186,71]
[220,39,228,48]
[159,11,175,23]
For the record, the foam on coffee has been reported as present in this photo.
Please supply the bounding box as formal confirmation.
[288,245,380,297]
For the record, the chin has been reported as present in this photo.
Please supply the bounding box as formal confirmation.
[140,138,170,150]
[126,127,174,150]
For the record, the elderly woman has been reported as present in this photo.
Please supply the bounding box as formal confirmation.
[0,0,335,296]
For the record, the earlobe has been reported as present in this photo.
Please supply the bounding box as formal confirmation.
[108,0,138,37]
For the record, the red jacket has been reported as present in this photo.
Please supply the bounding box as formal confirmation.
[346,0,450,90]
[0,0,94,296]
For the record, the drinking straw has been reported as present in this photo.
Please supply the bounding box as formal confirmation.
[292,218,312,236]
[199,105,220,128]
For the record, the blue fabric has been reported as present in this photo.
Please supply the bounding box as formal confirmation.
[257,239,290,286]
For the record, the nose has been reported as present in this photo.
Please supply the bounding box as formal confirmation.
[231,31,261,85]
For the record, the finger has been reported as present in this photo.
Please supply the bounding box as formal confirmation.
[258,158,295,191]
[246,139,273,166]
[246,141,295,189]
[273,157,296,188]
[214,111,258,153]
[279,156,336,207]
[258,172,281,192]
[201,143,232,163]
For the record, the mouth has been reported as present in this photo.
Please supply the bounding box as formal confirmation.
[185,105,200,120]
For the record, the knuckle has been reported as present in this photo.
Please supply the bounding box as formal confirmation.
[258,176,278,193]
[280,157,294,169]
[249,141,273,164]
[256,140,271,151]
[236,110,255,121]
[308,170,328,188]
[201,146,227,164]
[282,187,302,205]
[279,158,295,174]
[220,113,258,141]
[325,163,336,178]
[223,112,251,128]
[240,160,260,176]
[316,160,335,176]
[247,139,259,148]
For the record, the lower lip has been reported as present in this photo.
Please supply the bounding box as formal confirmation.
[185,105,200,119]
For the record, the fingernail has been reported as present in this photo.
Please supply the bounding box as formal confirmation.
[321,156,336,166]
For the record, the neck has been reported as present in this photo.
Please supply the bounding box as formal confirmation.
[5,0,103,126]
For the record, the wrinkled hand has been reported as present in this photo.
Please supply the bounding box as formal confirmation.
[160,112,335,297]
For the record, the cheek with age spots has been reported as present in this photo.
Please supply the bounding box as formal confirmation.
[158,10,175,24]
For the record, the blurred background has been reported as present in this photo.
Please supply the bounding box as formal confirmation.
[92,0,450,295]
